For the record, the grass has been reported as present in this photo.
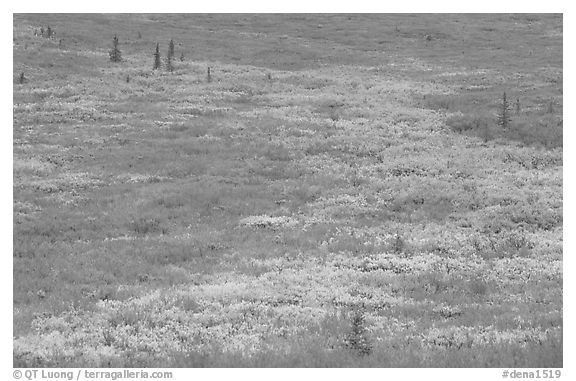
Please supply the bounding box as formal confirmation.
[13,14,562,367]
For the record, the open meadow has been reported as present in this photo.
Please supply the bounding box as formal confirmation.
[13,14,562,367]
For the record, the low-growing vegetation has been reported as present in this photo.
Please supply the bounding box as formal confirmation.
[13,14,562,367]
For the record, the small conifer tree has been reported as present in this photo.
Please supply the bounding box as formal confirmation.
[109,35,122,62]
[166,54,174,72]
[391,233,405,254]
[497,92,511,129]
[153,43,161,70]
[345,310,372,356]
[168,39,175,59]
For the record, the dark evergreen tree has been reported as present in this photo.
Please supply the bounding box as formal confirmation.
[153,43,161,70]
[109,35,122,62]
[497,92,511,129]
[166,54,174,72]
[345,310,372,356]
[168,39,175,59]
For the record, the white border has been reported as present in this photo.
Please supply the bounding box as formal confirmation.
[4,4,570,380]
